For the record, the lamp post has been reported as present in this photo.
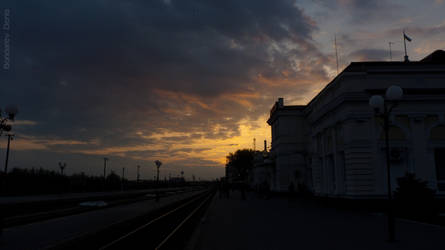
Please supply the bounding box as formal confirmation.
[369,85,403,242]
[1,105,18,174]
[58,162,67,175]
[137,165,141,183]
[155,160,162,183]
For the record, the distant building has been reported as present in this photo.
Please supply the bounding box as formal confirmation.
[267,100,308,192]
[268,50,445,198]
[250,146,274,191]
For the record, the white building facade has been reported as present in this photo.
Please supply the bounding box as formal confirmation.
[268,50,445,198]
[250,151,274,190]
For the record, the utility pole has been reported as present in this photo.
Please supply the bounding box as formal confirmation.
[388,42,394,61]
[103,157,108,190]
[3,134,14,174]
[103,158,108,179]
[137,165,141,183]
[154,160,162,202]
[121,167,125,191]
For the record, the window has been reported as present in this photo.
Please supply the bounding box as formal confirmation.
[434,148,445,191]
[379,126,406,140]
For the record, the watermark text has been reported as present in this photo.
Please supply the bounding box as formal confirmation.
[3,8,11,70]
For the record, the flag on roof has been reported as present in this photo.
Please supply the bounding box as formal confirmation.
[404,32,412,42]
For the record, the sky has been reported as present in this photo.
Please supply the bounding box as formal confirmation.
[1,0,444,180]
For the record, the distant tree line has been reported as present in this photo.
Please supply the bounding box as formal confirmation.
[225,149,256,181]
[0,167,193,196]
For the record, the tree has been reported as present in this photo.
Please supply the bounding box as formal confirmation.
[226,149,256,180]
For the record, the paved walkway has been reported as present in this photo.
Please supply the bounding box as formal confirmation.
[193,191,445,250]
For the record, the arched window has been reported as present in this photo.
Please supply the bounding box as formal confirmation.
[379,126,406,140]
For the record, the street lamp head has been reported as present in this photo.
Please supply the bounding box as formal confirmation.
[369,95,384,113]
[2,124,12,132]
[155,160,162,168]
[5,105,18,121]
[385,85,403,101]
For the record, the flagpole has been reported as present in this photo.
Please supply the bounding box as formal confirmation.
[334,35,339,74]
[403,30,408,62]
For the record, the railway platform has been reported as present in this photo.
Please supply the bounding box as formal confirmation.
[191,191,445,250]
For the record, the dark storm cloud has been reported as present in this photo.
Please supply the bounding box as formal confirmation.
[2,0,329,173]
[348,48,403,61]
[336,33,358,48]
[123,147,212,159]
[386,24,445,37]
[312,0,401,24]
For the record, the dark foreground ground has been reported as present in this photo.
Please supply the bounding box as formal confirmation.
[191,191,445,250]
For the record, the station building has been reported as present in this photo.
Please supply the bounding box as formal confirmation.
[263,50,445,198]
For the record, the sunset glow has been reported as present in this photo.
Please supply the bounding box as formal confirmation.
[2,0,444,180]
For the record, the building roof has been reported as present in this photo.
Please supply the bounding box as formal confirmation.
[268,101,305,124]
[420,50,445,63]
[343,50,445,72]
[306,50,445,107]
[268,50,445,122]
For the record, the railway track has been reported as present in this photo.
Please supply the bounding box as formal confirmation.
[50,188,215,250]
[2,187,203,228]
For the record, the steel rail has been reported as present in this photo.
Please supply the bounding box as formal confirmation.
[4,187,201,228]
[98,191,211,250]
[155,191,213,250]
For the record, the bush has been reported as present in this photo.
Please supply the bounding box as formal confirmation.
[393,173,436,219]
